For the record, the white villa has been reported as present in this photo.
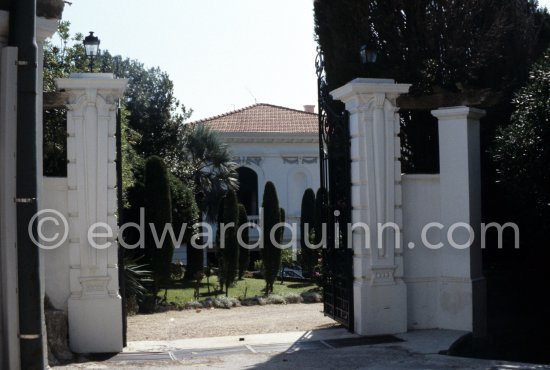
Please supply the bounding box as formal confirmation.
[174,103,320,264]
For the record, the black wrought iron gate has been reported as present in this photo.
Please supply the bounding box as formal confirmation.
[316,48,354,331]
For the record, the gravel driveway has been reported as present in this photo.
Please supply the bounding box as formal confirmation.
[127,303,339,341]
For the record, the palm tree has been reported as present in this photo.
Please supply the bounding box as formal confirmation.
[178,124,238,280]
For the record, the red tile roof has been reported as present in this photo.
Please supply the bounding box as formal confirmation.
[192,103,318,134]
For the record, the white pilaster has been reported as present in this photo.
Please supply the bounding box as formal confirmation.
[56,73,127,353]
[331,78,410,335]
[432,106,486,336]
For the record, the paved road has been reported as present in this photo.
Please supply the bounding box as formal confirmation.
[53,330,550,369]
[127,303,338,341]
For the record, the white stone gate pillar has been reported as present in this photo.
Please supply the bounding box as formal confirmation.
[432,107,487,337]
[56,73,127,353]
[331,78,410,335]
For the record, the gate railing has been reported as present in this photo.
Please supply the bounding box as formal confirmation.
[316,47,354,331]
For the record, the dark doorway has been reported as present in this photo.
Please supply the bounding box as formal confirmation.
[236,167,258,216]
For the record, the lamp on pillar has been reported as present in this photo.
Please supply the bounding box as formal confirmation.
[83,31,100,72]
[360,44,378,77]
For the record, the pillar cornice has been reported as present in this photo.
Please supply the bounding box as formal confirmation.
[431,106,486,121]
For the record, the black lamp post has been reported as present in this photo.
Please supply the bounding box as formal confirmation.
[83,31,100,72]
[360,44,378,76]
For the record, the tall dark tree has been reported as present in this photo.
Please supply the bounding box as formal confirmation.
[492,47,550,254]
[144,156,173,302]
[314,0,550,171]
[261,182,282,295]
[112,57,190,161]
[220,189,239,296]
[238,204,250,279]
[181,124,238,280]
[300,188,317,277]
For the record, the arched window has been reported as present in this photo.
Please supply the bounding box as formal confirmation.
[237,167,258,216]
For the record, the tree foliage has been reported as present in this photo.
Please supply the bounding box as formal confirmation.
[169,174,199,245]
[42,22,186,204]
[492,48,550,237]
[261,182,282,294]
[178,124,239,219]
[220,189,239,295]
[180,124,238,280]
[144,156,173,299]
[300,188,317,277]
[314,0,550,172]
[314,0,548,95]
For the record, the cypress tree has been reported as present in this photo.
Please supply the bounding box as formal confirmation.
[144,156,173,301]
[221,189,239,296]
[261,181,281,295]
[238,204,250,279]
[300,188,317,277]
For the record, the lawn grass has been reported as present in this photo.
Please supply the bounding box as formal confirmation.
[159,276,318,305]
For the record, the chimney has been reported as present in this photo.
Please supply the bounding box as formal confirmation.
[303,105,315,114]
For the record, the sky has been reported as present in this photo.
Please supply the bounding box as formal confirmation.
[62,0,318,121]
[61,0,550,121]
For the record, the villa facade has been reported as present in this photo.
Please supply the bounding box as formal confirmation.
[186,103,321,263]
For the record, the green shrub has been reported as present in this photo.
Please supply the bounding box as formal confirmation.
[205,296,240,309]
[283,293,303,304]
[253,260,264,271]
[266,295,286,305]
[184,301,203,310]
[301,291,322,303]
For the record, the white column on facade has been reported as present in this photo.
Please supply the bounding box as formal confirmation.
[56,73,127,353]
[331,78,410,335]
[432,106,486,336]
